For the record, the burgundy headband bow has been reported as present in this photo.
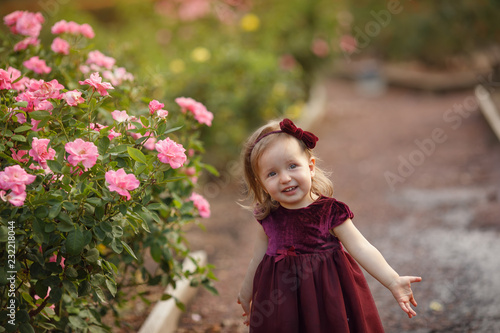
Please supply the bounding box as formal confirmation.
[252,118,319,150]
[279,118,318,149]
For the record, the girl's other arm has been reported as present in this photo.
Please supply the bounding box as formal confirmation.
[332,219,422,318]
[237,224,268,325]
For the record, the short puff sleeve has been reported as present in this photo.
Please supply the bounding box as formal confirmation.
[328,199,354,230]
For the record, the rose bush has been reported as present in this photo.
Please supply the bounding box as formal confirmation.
[0,10,217,332]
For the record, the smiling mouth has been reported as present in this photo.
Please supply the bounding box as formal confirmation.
[282,186,297,193]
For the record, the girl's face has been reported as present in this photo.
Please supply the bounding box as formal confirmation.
[257,136,316,210]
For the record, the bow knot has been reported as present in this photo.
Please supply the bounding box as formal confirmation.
[275,246,298,262]
[280,119,318,149]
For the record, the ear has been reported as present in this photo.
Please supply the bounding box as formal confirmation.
[309,157,316,178]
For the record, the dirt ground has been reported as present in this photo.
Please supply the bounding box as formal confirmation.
[170,77,500,333]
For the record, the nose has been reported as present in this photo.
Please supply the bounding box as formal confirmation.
[280,172,291,184]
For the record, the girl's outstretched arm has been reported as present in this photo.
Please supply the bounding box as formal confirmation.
[237,225,268,326]
[332,219,422,318]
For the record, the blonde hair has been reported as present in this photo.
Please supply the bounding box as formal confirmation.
[241,119,333,220]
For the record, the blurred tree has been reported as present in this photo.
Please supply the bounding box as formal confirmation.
[347,0,500,68]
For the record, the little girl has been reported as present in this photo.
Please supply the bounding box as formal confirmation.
[237,118,422,332]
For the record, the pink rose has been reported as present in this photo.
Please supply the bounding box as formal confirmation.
[29,138,56,169]
[193,107,213,127]
[51,20,68,34]
[105,169,140,200]
[311,38,329,58]
[33,286,55,310]
[103,67,134,86]
[79,23,95,38]
[15,113,26,124]
[3,11,24,27]
[10,148,29,163]
[189,192,211,218]
[49,253,65,269]
[0,165,36,194]
[157,110,169,118]
[89,123,107,132]
[339,34,358,54]
[34,100,53,112]
[144,135,156,151]
[63,90,85,106]
[108,128,121,140]
[65,139,99,170]
[155,138,187,169]
[86,50,116,69]
[79,72,114,96]
[0,69,12,90]
[23,56,51,75]
[4,11,44,38]
[66,21,80,34]
[175,97,213,126]
[149,100,164,115]
[28,79,64,99]
[175,97,198,114]
[13,36,40,51]
[0,190,27,207]
[111,110,130,122]
[51,37,70,55]
[7,67,28,91]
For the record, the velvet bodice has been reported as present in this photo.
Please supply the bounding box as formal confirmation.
[258,196,354,256]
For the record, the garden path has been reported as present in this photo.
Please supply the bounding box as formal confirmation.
[175,77,500,333]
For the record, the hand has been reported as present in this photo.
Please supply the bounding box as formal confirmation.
[388,276,422,318]
[237,293,251,326]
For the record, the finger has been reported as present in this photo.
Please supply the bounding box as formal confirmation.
[409,276,422,283]
[410,296,418,307]
[406,302,417,317]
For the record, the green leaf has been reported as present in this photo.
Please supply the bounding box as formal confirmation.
[46,160,63,173]
[110,238,123,254]
[85,248,100,263]
[108,144,131,154]
[121,240,138,260]
[163,125,183,136]
[201,163,220,177]
[63,280,78,297]
[175,298,186,311]
[147,203,163,210]
[95,288,107,303]
[156,122,167,136]
[66,229,85,256]
[14,125,32,133]
[90,273,105,287]
[78,280,92,297]
[69,315,89,328]
[11,134,26,142]
[19,323,35,333]
[65,266,78,279]
[127,146,147,164]
[87,197,102,206]
[105,279,117,297]
[13,101,28,108]
[111,225,123,238]
[29,110,51,120]
[150,242,162,262]
[97,137,110,155]
[164,176,186,183]
[140,115,149,127]
[57,218,74,232]
[63,201,78,211]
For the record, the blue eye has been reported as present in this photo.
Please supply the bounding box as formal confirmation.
[268,171,276,177]
[289,164,297,169]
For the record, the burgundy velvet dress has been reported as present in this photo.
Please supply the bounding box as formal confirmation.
[250,196,384,333]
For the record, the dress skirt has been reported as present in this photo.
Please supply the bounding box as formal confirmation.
[249,248,385,333]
